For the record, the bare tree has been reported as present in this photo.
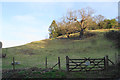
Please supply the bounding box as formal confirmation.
[66,7,94,38]
[57,17,78,38]
[94,15,105,24]
[94,15,105,29]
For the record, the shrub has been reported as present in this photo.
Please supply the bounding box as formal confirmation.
[104,30,120,48]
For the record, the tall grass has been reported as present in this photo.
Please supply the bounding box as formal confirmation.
[2,30,118,70]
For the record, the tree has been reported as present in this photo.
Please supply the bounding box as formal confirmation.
[104,19,118,29]
[66,7,94,38]
[86,16,98,30]
[48,20,58,38]
[109,19,118,28]
[57,17,80,38]
[94,15,105,29]
[95,15,105,23]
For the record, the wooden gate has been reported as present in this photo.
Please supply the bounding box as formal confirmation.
[66,56,110,72]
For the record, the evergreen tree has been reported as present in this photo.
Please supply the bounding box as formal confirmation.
[48,20,58,38]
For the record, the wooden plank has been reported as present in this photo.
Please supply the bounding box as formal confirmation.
[69,61,104,64]
[69,68,104,71]
[69,64,104,67]
[69,58,104,60]
[69,59,87,71]
[69,59,87,64]
[69,60,104,65]
[51,63,58,69]
[69,63,104,66]
[108,59,115,65]
[69,63,87,71]
[70,66,104,69]
[87,66,97,71]
[69,65,85,66]
[94,60,104,62]
[69,67,104,70]
[67,56,106,72]
[96,59,104,63]
[69,59,86,60]
[69,61,85,63]
[69,69,104,71]
[91,63,104,65]
[69,69,104,72]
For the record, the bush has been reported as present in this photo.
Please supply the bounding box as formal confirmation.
[104,30,120,48]
[84,32,96,38]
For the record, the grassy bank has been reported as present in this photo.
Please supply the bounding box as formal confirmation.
[2,66,120,78]
[2,29,119,70]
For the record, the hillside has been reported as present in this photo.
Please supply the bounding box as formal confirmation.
[2,29,119,70]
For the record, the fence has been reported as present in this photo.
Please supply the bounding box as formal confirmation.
[66,55,114,72]
[11,55,115,72]
[11,56,61,71]
[45,57,61,70]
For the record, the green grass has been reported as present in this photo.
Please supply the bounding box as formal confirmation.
[2,29,119,70]
[3,68,119,78]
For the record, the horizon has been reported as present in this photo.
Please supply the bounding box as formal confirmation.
[1,2,118,48]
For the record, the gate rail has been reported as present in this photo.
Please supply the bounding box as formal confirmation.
[66,55,114,72]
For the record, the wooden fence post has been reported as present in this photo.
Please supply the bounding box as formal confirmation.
[66,56,69,72]
[45,57,47,69]
[115,53,118,65]
[118,55,120,63]
[58,57,61,70]
[104,55,109,70]
[13,57,15,71]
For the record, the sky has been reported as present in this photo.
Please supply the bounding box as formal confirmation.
[0,1,119,48]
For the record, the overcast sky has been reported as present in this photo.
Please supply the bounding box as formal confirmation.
[0,1,119,48]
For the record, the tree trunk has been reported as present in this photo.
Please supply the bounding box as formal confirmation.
[67,34,70,38]
[79,29,84,38]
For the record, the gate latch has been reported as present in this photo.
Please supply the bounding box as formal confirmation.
[85,61,90,66]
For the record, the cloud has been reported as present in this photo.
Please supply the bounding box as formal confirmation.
[1,40,30,48]
[13,15,38,24]
[22,26,40,33]
[14,15,35,21]
[1,31,48,48]
[2,23,49,48]
[2,13,49,48]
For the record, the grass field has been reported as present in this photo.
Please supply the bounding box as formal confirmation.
[2,29,119,70]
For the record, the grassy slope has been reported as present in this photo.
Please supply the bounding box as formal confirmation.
[2,29,119,70]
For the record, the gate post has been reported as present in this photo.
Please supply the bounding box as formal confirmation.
[45,57,47,69]
[13,57,15,71]
[115,53,118,65]
[118,55,120,64]
[104,55,109,70]
[66,56,69,72]
[58,57,61,70]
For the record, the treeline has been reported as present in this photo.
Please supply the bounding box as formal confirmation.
[48,7,118,39]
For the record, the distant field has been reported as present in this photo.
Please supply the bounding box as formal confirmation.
[2,29,119,70]
[88,28,119,32]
